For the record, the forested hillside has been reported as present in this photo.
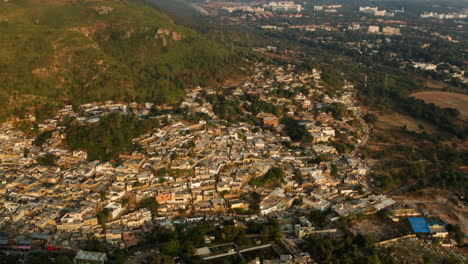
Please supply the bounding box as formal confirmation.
[0,0,247,121]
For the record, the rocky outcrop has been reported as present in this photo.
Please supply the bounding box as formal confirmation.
[91,5,114,15]
[155,28,183,41]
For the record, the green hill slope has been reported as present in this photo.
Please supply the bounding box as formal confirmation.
[0,0,246,120]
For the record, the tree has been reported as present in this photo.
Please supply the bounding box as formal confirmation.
[281,117,311,142]
[249,167,285,187]
[0,255,20,264]
[293,169,304,184]
[110,249,127,264]
[322,67,344,89]
[150,255,175,264]
[292,198,302,206]
[308,210,328,228]
[97,208,111,225]
[324,103,349,120]
[442,256,463,264]
[249,192,261,214]
[161,239,180,256]
[23,148,30,158]
[423,255,434,264]
[303,233,381,263]
[34,104,56,123]
[363,113,378,124]
[259,220,281,242]
[36,152,59,166]
[65,113,161,161]
[222,225,247,245]
[260,226,269,242]
[25,255,50,264]
[330,163,338,177]
[121,197,129,206]
[137,197,160,216]
[432,237,441,246]
[447,224,464,244]
[33,131,52,146]
[55,255,73,264]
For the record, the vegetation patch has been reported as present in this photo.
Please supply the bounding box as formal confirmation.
[65,113,160,161]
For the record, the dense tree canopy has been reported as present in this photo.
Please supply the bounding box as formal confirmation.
[250,167,285,187]
[65,113,160,161]
[281,117,312,142]
[303,233,385,264]
[0,0,247,121]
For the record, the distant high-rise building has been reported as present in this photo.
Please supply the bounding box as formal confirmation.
[265,1,302,13]
[359,6,378,14]
[374,10,386,16]
[314,5,323,11]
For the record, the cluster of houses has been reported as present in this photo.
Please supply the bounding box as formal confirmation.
[215,1,303,21]
[0,63,402,262]
[411,61,468,84]
[367,25,401,35]
[259,19,404,37]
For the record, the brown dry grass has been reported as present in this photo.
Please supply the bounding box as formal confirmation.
[411,91,468,120]
[350,218,395,241]
[376,112,438,133]
[425,80,445,89]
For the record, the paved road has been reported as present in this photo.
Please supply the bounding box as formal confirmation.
[351,110,370,157]
[203,244,272,261]
[192,4,210,16]
[350,108,373,191]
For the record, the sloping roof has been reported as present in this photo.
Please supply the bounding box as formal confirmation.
[195,247,211,256]
[408,217,430,233]
[31,233,51,241]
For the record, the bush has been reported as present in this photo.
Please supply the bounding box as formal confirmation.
[36,152,58,166]
[66,113,160,161]
[250,167,285,187]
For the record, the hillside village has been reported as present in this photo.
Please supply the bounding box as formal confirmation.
[0,63,463,263]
